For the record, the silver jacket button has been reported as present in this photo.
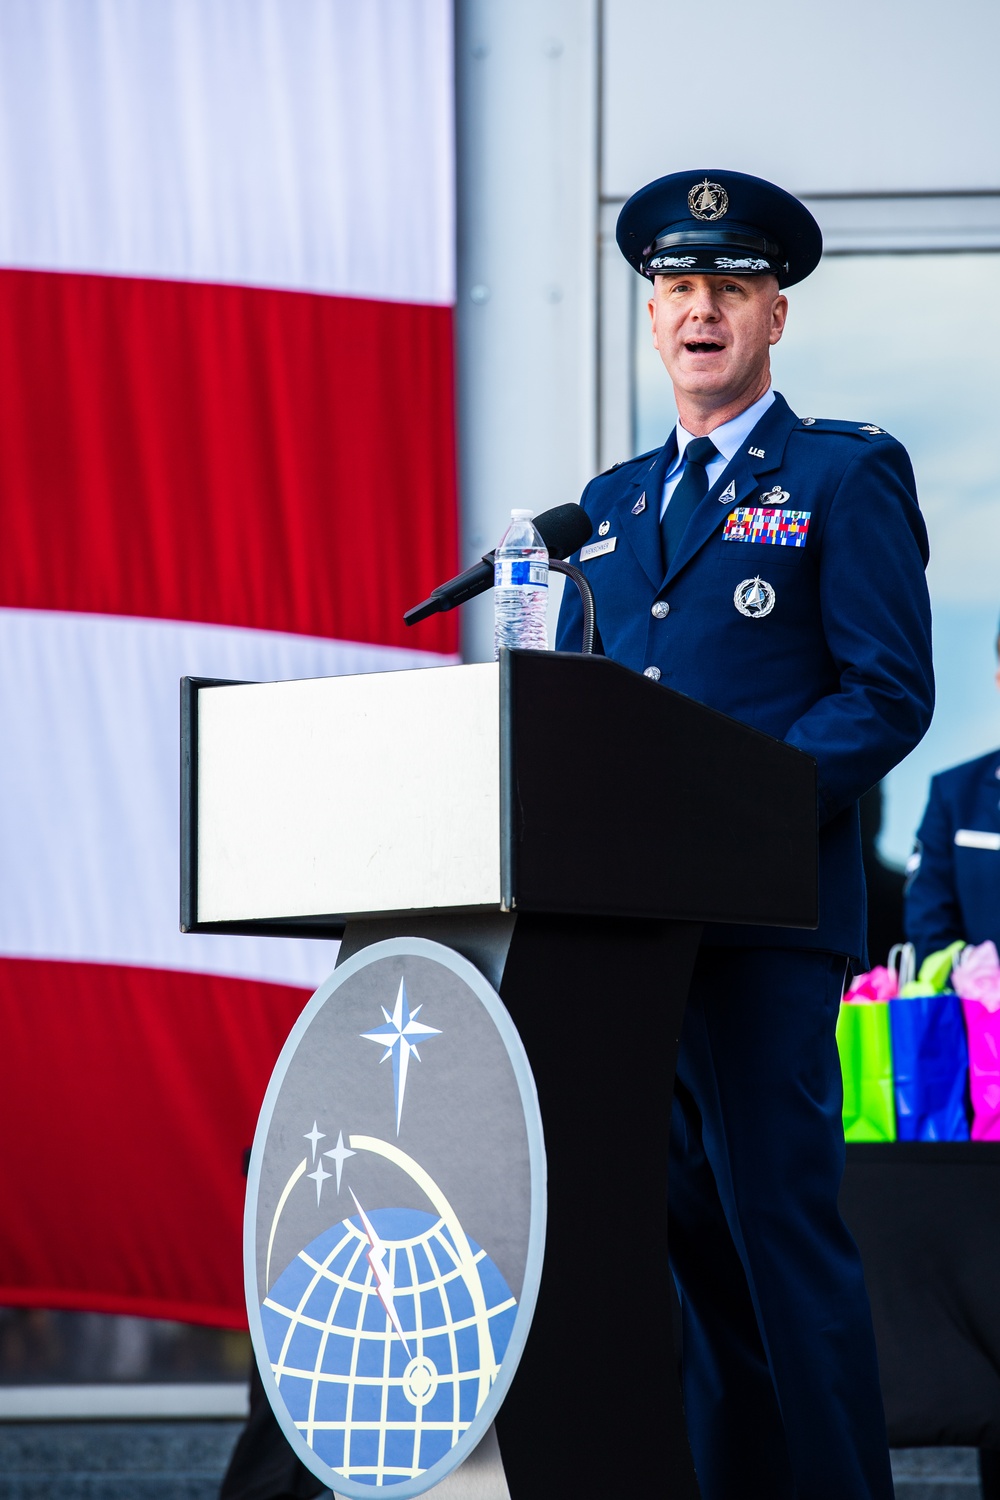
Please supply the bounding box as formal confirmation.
[651,600,669,619]
[643,665,661,681]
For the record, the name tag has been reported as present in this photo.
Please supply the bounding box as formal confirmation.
[580,537,616,561]
[955,829,1000,850]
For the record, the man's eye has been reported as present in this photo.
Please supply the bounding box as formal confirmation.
[721,283,742,294]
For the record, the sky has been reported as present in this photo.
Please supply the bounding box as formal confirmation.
[634,253,1000,865]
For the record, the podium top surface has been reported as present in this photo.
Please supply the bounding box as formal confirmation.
[182,650,817,936]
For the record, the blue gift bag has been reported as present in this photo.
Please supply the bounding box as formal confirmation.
[889,990,969,1141]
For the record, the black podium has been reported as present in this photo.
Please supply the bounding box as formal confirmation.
[182,650,818,1499]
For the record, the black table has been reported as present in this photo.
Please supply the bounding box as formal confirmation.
[841,1143,1000,1450]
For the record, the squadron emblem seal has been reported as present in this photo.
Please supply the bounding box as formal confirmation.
[734,576,776,618]
[688,178,729,221]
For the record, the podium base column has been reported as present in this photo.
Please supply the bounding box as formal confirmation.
[338,911,702,1499]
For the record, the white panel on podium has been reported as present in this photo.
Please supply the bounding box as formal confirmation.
[196,663,501,922]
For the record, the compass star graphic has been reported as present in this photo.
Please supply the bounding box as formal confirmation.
[361,977,441,1133]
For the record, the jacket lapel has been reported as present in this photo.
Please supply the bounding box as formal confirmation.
[663,392,800,586]
[614,435,676,590]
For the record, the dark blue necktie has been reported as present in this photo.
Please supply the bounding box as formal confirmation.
[661,435,718,570]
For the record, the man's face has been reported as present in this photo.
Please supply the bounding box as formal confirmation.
[647,273,788,409]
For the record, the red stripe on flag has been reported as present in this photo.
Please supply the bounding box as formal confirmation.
[0,270,458,653]
[0,956,311,1328]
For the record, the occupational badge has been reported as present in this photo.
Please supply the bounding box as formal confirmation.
[688,179,729,221]
[734,576,776,618]
[760,485,789,504]
[598,519,610,536]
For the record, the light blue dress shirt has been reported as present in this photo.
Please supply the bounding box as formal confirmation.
[660,387,776,520]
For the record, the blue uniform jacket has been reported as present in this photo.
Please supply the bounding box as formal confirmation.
[556,391,934,962]
[905,749,1000,965]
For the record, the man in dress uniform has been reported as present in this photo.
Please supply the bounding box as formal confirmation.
[906,625,1000,964]
[556,169,934,1500]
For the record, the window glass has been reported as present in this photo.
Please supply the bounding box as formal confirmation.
[633,253,1000,866]
[0,1307,249,1385]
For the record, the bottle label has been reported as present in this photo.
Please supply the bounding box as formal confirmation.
[494,560,548,588]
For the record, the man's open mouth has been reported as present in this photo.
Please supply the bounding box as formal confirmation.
[685,340,725,352]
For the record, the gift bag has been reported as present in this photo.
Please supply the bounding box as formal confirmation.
[884,941,969,1141]
[889,990,969,1141]
[836,998,896,1142]
[952,942,1000,1141]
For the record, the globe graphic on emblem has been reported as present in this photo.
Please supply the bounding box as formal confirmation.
[262,1207,517,1487]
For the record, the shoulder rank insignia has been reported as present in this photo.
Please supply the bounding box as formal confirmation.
[598,446,659,477]
[798,417,891,439]
[723,507,811,547]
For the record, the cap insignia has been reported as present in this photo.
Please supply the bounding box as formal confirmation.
[688,179,729,221]
[715,256,769,272]
[648,254,697,271]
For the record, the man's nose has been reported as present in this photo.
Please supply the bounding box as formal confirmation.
[689,290,720,321]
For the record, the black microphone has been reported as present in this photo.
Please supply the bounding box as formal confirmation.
[404,504,593,626]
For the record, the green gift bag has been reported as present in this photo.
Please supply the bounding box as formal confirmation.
[836,1002,896,1141]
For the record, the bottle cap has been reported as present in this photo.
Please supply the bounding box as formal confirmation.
[510,508,534,520]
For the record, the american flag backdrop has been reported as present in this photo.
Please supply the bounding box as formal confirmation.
[0,0,458,1327]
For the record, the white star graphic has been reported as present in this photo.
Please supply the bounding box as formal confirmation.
[323,1129,355,1193]
[307,1158,332,1205]
[361,977,441,1134]
[304,1121,325,1163]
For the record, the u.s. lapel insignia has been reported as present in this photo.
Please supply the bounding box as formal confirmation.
[631,491,647,515]
[749,446,765,459]
[734,576,776,619]
[598,519,611,536]
[718,480,736,504]
[760,485,789,505]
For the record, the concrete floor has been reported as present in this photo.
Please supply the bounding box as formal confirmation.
[0,1424,984,1498]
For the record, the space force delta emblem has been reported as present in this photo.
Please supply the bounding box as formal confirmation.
[245,938,545,1499]
[722,507,811,547]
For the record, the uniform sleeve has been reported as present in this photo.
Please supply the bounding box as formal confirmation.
[555,554,585,652]
[782,439,934,823]
[554,481,605,655]
[904,776,964,964]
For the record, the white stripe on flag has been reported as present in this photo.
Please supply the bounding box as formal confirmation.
[0,0,454,304]
[0,609,455,987]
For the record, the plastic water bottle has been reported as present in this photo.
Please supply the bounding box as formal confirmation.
[493,508,549,658]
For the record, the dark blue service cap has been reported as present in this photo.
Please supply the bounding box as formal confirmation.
[617,169,823,289]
